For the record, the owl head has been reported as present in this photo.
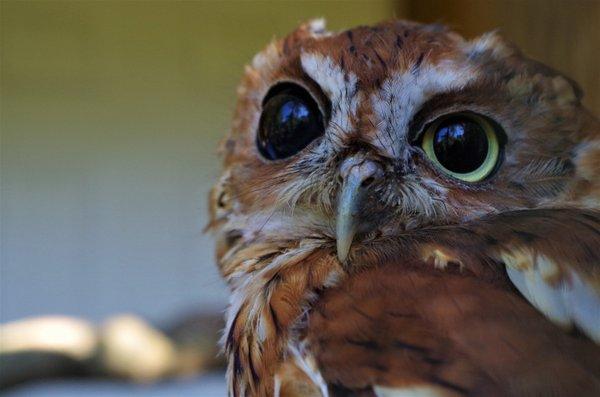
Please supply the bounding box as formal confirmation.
[209,19,599,276]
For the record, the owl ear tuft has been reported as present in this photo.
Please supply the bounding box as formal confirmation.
[468,31,583,104]
[551,75,580,106]
[523,58,583,104]
[467,31,517,61]
[296,18,330,38]
[308,18,328,35]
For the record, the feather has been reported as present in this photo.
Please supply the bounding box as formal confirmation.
[508,157,574,198]
[502,249,600,342]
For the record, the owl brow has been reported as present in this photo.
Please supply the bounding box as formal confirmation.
[285,71,332,119]
[406,88,488,141]
[304,73,333,118]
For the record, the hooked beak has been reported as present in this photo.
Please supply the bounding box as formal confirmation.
[336,157,383,263]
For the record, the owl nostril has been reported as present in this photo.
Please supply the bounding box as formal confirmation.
[361,177,375,187]
[339,155,384,185]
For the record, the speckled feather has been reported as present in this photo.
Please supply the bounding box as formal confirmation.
[208,19,600,396]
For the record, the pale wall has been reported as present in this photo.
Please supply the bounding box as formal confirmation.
[1,1,401,322]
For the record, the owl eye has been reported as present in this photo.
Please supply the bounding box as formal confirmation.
[257,83,325,160]
[421,113,502,182]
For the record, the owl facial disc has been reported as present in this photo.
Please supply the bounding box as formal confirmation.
[336,156,383,262]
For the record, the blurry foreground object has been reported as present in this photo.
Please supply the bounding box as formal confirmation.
[0,313,224,390]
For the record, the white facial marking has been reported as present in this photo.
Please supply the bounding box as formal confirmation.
[371,65,477,157]
[301,53,360,146]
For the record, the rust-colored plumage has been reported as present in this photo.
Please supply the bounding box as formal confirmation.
[208,19,600,396]
[309,261,600,396]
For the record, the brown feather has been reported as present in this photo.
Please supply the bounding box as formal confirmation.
[308,263,600,396]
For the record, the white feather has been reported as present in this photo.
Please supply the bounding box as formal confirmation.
[506,265,532,302]
[523,256,571,327]
[288,342,329,397]
[565,272,600,343]
[503,251,600,342]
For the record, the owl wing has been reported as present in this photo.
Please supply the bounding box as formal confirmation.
[307,264,600,397]
[414,208,600,344]
[305,208,600,396]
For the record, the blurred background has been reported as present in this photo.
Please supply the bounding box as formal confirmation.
[1,1,599,396]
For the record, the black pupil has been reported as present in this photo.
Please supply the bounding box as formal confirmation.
[433,117,489,173]
[257,85,324,160]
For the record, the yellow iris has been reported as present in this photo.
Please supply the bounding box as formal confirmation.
[422,113,500,182]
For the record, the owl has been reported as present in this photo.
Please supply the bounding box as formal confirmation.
[208,19,600,396]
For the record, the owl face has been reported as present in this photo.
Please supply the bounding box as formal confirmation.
[211,19,595,270]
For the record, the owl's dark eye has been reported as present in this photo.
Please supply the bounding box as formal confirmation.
[421,113,502,182]
[257,83,325,160]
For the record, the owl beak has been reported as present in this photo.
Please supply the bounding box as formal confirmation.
[336,158,383,263]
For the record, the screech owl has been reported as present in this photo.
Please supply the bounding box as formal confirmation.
[208,19,600,396]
